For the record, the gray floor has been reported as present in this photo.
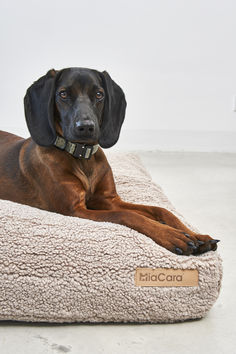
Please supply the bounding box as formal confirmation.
[0,151,235,354]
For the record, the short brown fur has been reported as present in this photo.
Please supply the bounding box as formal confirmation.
[0,129,218,255]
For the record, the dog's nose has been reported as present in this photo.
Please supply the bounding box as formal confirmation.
[75,120,95,134]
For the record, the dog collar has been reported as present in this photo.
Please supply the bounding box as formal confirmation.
[54,136,99,159]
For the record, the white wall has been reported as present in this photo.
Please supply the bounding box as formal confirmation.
[0,0,236,146]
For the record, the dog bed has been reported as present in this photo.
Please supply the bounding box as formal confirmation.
[0,153,222,323]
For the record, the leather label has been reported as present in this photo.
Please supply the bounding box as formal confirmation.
[135,268,198,287]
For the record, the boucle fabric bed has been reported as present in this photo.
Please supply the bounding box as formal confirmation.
[0,153,222,323]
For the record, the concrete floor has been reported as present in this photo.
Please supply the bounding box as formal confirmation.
[0,151,235,354]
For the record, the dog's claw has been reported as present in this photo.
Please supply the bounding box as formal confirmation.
[175,247,183,255]
[210,239,220,244]
[187,241,197,250]
[197,240,205,245]
[183,233,190,238]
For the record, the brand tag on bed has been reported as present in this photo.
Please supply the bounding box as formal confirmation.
[135,268,198,287]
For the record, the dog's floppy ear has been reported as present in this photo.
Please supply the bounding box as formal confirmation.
[99,71,127,148]
[24,69,59,146]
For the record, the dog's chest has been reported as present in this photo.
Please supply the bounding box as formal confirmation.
[73,160,103,195]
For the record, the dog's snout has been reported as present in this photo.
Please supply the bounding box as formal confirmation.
[75,120,95,134]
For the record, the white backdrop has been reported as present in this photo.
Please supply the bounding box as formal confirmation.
[0,0,236,149]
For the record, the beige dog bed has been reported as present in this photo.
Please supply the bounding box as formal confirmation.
[0,153,222,323]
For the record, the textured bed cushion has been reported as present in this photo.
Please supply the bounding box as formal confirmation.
[0,153,222,323]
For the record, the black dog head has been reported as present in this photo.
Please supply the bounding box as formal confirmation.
[24,67,127,148]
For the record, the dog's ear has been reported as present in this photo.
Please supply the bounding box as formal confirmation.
[24,69,59,146]
[98,71,127,148]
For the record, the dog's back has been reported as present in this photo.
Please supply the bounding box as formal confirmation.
[0,131,33,204]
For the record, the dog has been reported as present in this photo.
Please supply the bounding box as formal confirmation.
[0,67,219,255]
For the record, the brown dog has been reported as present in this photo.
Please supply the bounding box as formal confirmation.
[0,67,219,255]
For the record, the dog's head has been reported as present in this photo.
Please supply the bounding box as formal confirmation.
[24,68,127,148]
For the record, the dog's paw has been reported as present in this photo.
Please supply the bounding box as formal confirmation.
[172,232,220,256]
[156,227,220,256]
[192,234,220,254]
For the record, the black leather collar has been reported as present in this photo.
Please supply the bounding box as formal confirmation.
[54,136,99,159]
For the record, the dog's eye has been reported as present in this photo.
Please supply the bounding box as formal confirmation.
[59,90,68,99]
[95,91,104,100]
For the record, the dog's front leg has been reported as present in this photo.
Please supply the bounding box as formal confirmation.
[112,200,219,254]
[87,169,219,255]
[114,200,194,231]
[72,207,217,255]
